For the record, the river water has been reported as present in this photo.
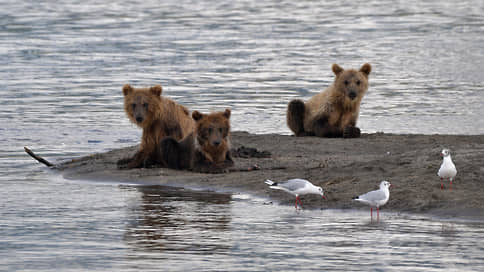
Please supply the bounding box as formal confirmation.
[1,0,484,271]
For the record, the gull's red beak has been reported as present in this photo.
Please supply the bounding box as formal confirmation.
[322,195,326,200]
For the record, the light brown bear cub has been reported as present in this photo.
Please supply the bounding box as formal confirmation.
[118,84,194,168]
[287,63,371,138]
[161,109,234,173]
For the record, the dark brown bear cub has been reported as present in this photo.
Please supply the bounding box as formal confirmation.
[161,109,234,173]
[118,84,194,169]
[287,63,371,138]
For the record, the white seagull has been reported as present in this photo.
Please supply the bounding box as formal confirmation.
[265,179,325,209]
[438,149,457,191]
[353,181,392,221]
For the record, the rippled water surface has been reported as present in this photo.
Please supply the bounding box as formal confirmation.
[2,183,484,271]
[1,0,484,271]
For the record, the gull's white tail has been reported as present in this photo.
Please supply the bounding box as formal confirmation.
[265,179,276,186]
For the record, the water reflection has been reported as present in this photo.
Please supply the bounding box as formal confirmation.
[440,223,457,238]
[124,186,232,253]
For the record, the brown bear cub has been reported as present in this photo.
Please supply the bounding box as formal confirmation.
[287,63,371,138]
[161,109,234,173]
[118,84,194,169]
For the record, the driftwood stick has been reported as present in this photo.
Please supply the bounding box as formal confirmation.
[24,147,55,167]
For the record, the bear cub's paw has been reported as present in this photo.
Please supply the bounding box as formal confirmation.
[117,157,132,169]
[343,126,361,138]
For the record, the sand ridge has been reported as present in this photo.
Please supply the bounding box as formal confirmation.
[51,132,484,219]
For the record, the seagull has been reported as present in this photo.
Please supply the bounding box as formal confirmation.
[353,181,392,221]
[438,149,457,191]
[264,179,325,209]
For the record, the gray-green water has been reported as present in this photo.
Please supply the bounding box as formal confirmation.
[1,0,484,271]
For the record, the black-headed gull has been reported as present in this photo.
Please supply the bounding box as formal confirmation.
[438,149,457,191]
[265,179,325,209]
[353,181,392,221]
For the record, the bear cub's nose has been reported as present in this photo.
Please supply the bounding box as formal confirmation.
[348,91,357,100]
[136,116,143,123]
[213,140,221,146]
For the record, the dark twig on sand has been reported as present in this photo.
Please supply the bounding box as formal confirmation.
[24,147,55,168]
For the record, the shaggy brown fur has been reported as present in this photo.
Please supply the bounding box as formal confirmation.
[161,109,234,173]
[287,63,371,138]
[118,84,194,168]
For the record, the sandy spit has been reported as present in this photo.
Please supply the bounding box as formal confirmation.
[53,132,484,220]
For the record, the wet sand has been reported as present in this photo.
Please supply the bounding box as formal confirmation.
[51,132,484,220]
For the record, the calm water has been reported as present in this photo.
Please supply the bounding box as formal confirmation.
[1,0,484,271]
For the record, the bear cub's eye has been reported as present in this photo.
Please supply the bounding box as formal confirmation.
[143,103,148,108]
[356,80,361,86]
[344,80,349,86]
[131,103,136,109]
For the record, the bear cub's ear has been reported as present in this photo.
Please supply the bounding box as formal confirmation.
[122,84,133,96]
[332,64,344,76]
[192,111,204,121]
[359,63,371,77]
[150,85,163,96]
[223,108,231,119]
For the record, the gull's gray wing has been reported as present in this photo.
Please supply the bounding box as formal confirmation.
[279,179,309,191]
[359,189,386,202]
